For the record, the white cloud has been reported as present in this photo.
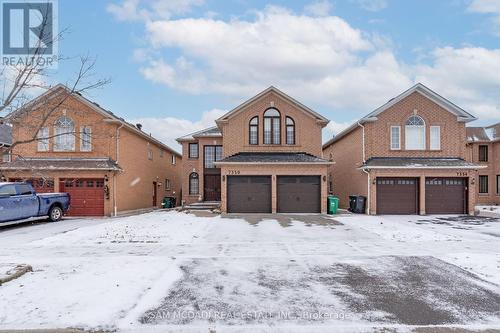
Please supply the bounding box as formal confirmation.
[130,108,226,151]
[351,0,388,12]
[304,1,333,17]
[107,0,204,21]
[415,47,500,120]
[468,0,500,36]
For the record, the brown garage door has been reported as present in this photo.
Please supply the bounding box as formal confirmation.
[227,176,271,213]
[277,176,321,213]
[425,178,467,214]
[376,177,419,214]
[60,178,105,216]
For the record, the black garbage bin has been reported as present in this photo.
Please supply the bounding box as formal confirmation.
[348,195,366,214]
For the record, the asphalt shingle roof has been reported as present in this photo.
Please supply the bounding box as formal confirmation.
[217,152,329,163]
[363,157,480,169]
[177,126,222,141]
[0,157,122,171]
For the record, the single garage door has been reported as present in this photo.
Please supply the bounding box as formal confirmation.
[277,176,321,213]
[425,178,467,214]
[376,178,419,214]
[60,178,105,216]
[227,176,271,213]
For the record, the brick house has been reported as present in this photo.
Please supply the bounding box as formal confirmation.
[466,123,500,205]
[0,123,12,163]
[177,86,332,213]
[0,84,182,216]
[323,83,484,215]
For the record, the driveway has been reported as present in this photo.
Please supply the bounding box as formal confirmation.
[0,211,499,332]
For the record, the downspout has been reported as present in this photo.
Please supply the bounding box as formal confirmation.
[357,122,371,215]
[114,123,125,217]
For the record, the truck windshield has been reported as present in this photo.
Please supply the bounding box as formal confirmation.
[0,185,17,196]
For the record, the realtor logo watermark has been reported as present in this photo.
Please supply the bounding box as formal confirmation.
[1,0,58,67]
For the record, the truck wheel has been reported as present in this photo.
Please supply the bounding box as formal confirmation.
[49,206,63,222]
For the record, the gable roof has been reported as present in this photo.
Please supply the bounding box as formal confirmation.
[215,86,329,126]
[323,83,477,149]
[176,126,222,142]
[9,84,181,156]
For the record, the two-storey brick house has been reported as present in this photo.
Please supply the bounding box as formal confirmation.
[178,86,332,213]
[323,83,483,215]
[0,84,182,216]
[466,123,500,205]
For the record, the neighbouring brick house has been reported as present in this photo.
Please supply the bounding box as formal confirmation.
[466,123,500,205]
[177,86,332,213]
[323,83,484,215]
[0,84,182,216]
[0,122,12,163]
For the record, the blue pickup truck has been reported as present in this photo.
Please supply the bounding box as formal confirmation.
[0,182,70,225]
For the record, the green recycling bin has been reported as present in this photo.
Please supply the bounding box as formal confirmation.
[161,196,176,209]
[327,195,339,215]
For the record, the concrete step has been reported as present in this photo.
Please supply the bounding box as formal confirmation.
[182,202,221,210]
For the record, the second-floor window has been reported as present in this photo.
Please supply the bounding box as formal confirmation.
[172,154,176,165]
[286,116,295,145]
[54,117,75,152]
[430,126,440,150]
[80,126,92,152]
[405,115,425,150]
[390,126,400,150]
[249,117,258,145]
[263,108,280,144]
[37,127,49,152]
[189,143,199,158]
[479,145,488,162]
[204,145,223,168]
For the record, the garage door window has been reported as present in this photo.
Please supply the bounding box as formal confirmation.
[479,175,488,194]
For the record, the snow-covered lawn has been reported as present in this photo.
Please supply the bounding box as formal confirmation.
[0,211,499,332]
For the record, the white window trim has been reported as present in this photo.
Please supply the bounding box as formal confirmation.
[430,126,441,150]
[405,125,426,150]
[80,126,92,152]
[390,126,400,150]
[37,127,49,152]
[172,154,176,165]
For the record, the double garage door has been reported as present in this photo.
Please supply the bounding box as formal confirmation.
[376,177,467,215]
[227,176,321,213]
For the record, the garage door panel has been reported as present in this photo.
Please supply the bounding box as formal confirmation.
[277,176,321,213]
[60,178,105,216]
[227,176,271,213]
[376,178,418,215]
[425,178,466,214]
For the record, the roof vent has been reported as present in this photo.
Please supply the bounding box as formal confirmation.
[136,123,142,130]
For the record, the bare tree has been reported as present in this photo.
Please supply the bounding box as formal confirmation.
[0,4,110,161]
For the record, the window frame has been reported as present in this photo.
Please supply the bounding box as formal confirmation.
[285,116,295,145]
[37,126,50,152]
[172,154,176,165]
[479,175,489,194]
[405,115,426,150]
[249,116,259,145]
[390,126,400,150]
[263,108,281,145]
[53,116,76,152]
[80,126,92,152]
[165,178,171,191]
[204,145,223,169]
[497,175,500,195]
[189,172,199,195]
[188,143,199,158]
[429,125,441,150]
[479,145,488,162]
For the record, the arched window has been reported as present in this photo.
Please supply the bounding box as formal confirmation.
[263,108,280,144]
[54,116,75,151]
[249,116,258,145]
[405,115,425,150]
[285,116,295,145]
[189,172,199,195]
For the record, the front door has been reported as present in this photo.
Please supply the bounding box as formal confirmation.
[153,182,158,207]
[204,175,221,201]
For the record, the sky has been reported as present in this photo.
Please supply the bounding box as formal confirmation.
[48,0,500,150]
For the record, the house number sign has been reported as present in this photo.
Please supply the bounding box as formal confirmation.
[228,170,241,175]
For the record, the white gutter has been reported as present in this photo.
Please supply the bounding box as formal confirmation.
[114,123,125,217]
[358,122,370,215]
